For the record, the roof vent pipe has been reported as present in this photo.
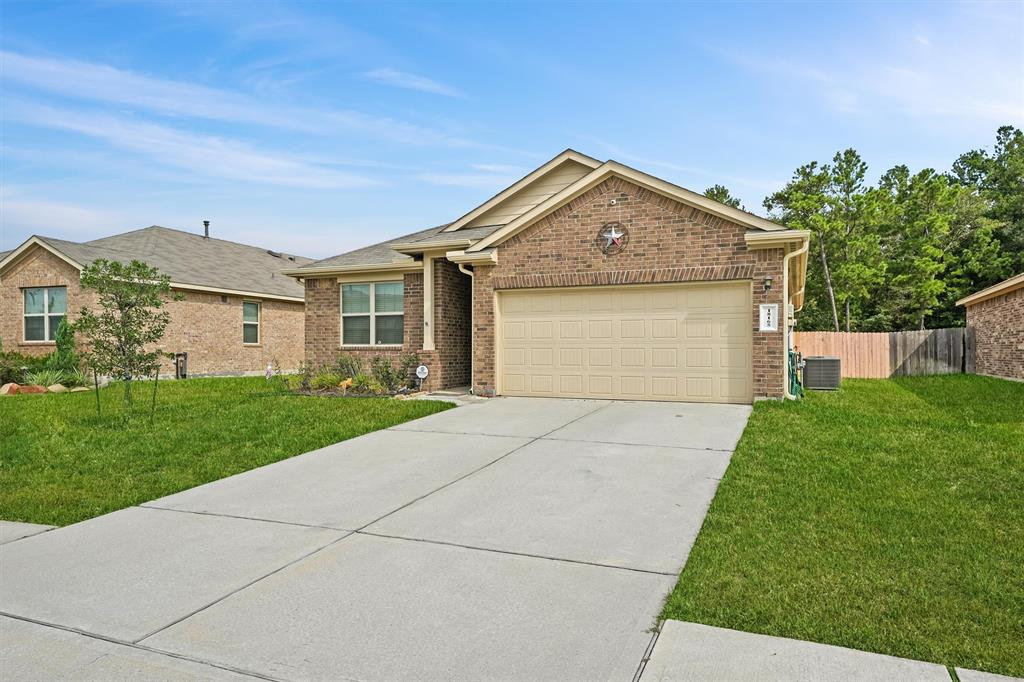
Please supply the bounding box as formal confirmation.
[203,220,210,239]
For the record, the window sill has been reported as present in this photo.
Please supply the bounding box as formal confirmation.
[243,343,262,347]
[339,345,404,350]
[19,341,56,346]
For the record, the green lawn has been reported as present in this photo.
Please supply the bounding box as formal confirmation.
[662,375,1024,678]
[0,377,452,526]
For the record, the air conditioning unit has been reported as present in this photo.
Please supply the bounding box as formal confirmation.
[803,356,840,390]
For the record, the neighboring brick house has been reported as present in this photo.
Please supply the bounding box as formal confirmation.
[958,273,1024,381]
[287,150,809,402]
[0,226,310,376]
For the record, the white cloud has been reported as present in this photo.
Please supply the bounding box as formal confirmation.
[0,50,475,147]
[703,7,1024,127]
[364,68,464,97]
[470,163,528,174]
[6,101,382,189]
[0,192,127,247]
[416,172,518,189]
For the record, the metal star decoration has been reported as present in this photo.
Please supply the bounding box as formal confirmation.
[602,224,625,249]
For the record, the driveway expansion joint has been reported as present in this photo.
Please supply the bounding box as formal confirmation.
[131,530,355,645]
[355,530,679,576]
[138,504,344,531]
[0,611,276,681]
[538,435,734,453]
[355,400,615,534]
[633,620,664,682]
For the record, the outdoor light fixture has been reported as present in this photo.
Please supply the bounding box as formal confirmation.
[763,276,774,293]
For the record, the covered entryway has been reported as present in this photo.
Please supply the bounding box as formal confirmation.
[497,281,753,403]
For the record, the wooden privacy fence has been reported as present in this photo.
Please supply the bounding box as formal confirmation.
[793,328,975,378]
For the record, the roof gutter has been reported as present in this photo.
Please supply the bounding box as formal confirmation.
[282,260,424,279]
[445,249,498,265]
[391,238,474,255]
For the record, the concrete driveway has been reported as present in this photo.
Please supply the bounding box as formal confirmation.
[1,397,750,681]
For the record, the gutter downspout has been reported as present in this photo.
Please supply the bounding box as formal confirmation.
[458,263,474,394]
[782,238,810,400]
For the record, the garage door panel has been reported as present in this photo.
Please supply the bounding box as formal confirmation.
[685,376,713,399]
[621,348,645,367]
[685,348,713,368]
[530,321,553,339]
[685,319,712,339]
[559,320,582,339]
[651,319,678,338]
[651,348,677,368]
[504,321,526,339]
[499,283,752,403]
[504,348,526,366]
[620,376,645,396]
[621,319,645,338]
[588,319,613,338]
[719,317,748,339]
[587,375,614,394]
[559,375,583,393]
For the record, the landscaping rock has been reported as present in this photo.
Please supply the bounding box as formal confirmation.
[47,384,68,393]
[18,385,47,395]
[0,383,18,396]
[70,387,91,393]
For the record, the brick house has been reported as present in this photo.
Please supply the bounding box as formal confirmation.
[0,226,310,376]
[287,151,810,403]
[958,273,1024,381]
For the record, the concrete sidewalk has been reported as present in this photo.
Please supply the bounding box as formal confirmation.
[639,621,1020,682]
[0,521,54,545]
[1,398,749,681]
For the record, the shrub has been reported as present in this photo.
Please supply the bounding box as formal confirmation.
[45,319,79,373]
[398,353,420,388]
[0,351,49,384]
[350,373,383,395]
[333,354,362,380]
[370,353,420,393]
[311,371,343,390]
[64,368,89,388]
[370,356,401,393]
[24,368,67,387]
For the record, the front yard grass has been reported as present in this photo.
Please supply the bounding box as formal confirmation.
[0,376,452,526]
[662,375,1023,678]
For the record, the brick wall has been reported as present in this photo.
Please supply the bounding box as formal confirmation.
[433,259,472,387]
[1,246,305,376]
[303,265,471,390]
[471,176,787,399]
[1,248,89,357]
[967,286,1024,380]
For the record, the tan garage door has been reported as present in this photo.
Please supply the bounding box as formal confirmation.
[497,282,753,403]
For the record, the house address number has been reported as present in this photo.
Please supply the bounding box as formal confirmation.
[759,304,779,332]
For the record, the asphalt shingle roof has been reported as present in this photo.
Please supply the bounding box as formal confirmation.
[31,226,311,299]
[297,223,504,270]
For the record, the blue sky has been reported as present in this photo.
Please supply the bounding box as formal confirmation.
[2,1,1022,258]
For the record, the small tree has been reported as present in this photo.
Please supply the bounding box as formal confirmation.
[45,319,79,374]
[73,259,176,413]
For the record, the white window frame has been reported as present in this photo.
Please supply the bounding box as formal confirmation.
[341,281,404,347]
[23,286,67,342]
[242,300,261,345]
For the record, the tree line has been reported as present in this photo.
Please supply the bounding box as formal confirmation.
[708,125,1022,332]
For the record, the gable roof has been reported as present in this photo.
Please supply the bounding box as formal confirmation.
[287,149,791,276]
[441,150,601,233]
[0,226,311,301]
[467,160,786,253]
